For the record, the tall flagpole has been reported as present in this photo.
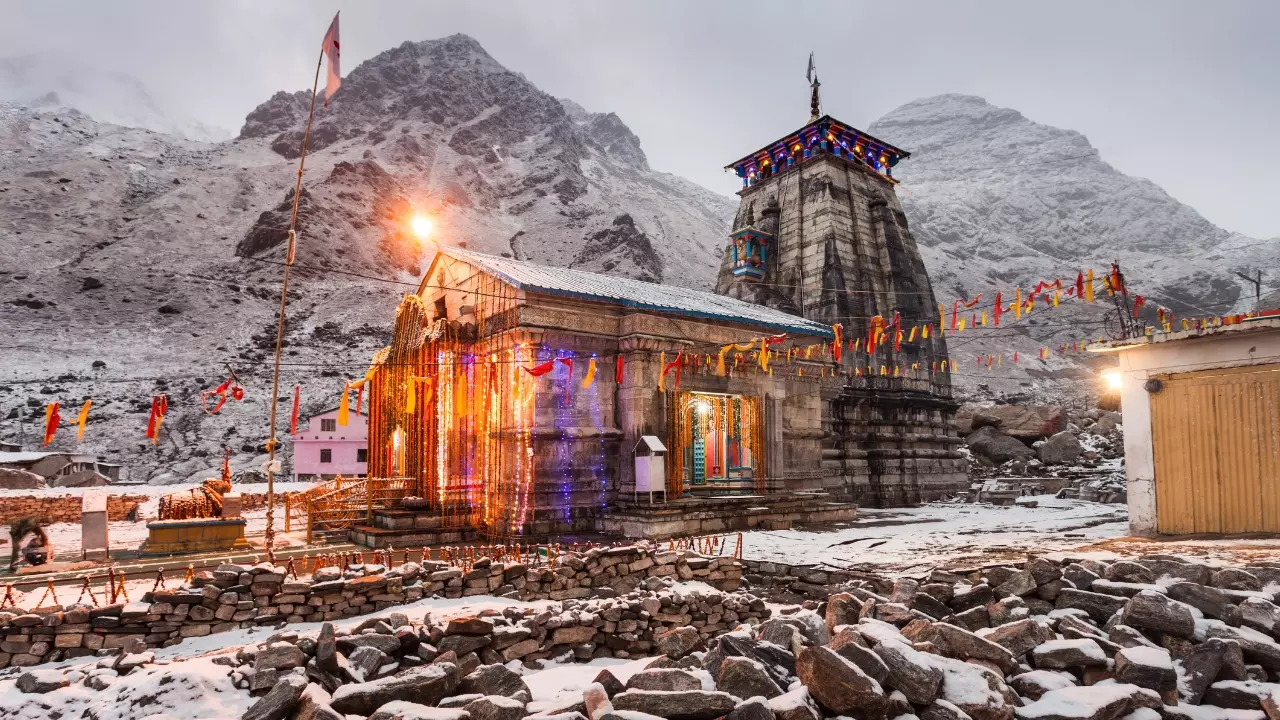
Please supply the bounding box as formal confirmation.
[264,48,326,556]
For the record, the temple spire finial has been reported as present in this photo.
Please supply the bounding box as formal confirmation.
[806,52,821,122]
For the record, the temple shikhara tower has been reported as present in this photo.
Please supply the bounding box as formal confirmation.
[715,71,967,506]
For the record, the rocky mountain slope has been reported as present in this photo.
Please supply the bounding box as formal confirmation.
[868,94,1279,399]
[0,34,733,482]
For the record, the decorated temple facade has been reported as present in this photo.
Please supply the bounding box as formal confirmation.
[364,248,844,540]
[715,112,968,506]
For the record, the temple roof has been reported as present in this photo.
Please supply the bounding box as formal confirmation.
[724,114,909,173]
[434,248,834,339]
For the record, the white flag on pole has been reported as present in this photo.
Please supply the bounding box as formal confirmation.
[322,12,341,105]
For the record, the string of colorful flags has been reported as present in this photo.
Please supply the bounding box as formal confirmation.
[27,262,1276,445]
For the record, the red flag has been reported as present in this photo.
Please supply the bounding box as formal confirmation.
[993,291,1003,327]
[354,384,363,416]
[321,12,341,105]
[615,355,624,385]
[43,402,60,446]
[290,385,301,434]
[524,360,555,377]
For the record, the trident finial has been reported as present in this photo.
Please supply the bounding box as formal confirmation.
[806,52,821,122]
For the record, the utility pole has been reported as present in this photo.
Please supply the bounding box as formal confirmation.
[1233,270,1263,306]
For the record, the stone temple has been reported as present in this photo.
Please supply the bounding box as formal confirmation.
[714,95,967,506]
[339,81,966,546]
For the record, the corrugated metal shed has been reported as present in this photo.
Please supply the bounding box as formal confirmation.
[442,248,833,339]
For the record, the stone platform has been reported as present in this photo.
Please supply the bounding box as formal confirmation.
[348,509,479,548]
[345,491,856,546]
[141,517,251,555]
[597,490,858,540]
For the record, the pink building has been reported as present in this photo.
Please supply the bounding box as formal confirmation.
[291,406,368,481]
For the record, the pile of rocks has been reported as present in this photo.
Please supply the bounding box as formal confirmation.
[959,403,1124,473]
[0,544,742,669]
[11,553,1280,719]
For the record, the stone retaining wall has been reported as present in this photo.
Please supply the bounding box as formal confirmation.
[0,491,295,525]
[0,495,150,525]
[0,543,742,669]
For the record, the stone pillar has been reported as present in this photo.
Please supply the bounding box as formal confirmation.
[81,490,109,562]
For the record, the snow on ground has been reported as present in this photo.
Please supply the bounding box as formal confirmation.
[0,655,249,720]
[741,495,1129,573]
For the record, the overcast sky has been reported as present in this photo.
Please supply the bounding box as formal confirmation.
[3,1,1279,238]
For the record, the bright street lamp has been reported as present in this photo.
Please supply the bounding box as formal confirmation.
[410,214,435,243]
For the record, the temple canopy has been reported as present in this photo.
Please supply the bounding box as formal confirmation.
[724,114,910,189]
[430,248,833,339]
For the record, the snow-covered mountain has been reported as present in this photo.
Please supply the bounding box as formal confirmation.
[868,94,1279,398]
[0,53,232,143]
[0,34,733,482]
[1,44,1272,480]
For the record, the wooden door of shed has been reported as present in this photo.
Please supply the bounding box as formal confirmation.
[1150,363,1280,534]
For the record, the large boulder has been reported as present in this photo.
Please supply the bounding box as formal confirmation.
[981,404,1066,439]
[1037,431,1082,465]
[966,426,1034,464]
[795,645,889,717]
[1119,591,1195,638]
[1113,646,1176,695]
[242,674,309,720]
[716,656,784,700]
[611,690,738,720]
[872,640,944,705]
[330,663,459,716]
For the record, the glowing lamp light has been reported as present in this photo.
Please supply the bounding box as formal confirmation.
[695,399,711,415]
[1101,368,1123,392]
[410,214,435,242]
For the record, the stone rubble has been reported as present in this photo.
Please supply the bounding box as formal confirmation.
[10,552,1280,720]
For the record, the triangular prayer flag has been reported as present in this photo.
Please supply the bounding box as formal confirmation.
[290,386,301,433]
[615,354,625,385]
[337,386,350,426]
[581,357,597,389]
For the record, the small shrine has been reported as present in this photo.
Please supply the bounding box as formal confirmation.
[728,226,772,283]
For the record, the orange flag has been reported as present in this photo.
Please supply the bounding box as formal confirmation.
[76,400,92,442]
